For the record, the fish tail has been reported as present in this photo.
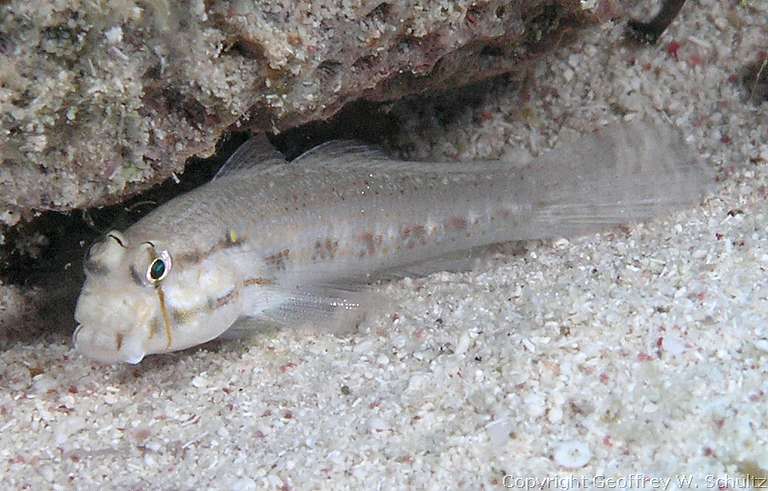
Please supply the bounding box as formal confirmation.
[519,118,714,238]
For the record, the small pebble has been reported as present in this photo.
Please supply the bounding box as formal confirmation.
[368,417,388,433]
[455,332,470,355]
[524,393,546,418]
[553,440,592,469]
[104,26,123,44]
[663,335,686,356]
[754,339,768,353]
[231,477,258,491]
[191,373,209,388]
[553,238,570,249]
[354,339,376,354]
[486,419,512,447]
[53,416,86,446]
[548,405,564,424]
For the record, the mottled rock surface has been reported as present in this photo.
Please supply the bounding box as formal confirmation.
[0,0,608,223]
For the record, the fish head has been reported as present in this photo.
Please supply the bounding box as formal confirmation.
[74,229,242,364]
[73,231,178,364]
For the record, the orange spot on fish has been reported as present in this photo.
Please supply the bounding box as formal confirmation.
[358,232,383,256]
[265,249,290,270]
[313,238,339,261]
[446,217,467,230]
[400,224,427,249]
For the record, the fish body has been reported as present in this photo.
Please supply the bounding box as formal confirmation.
[74,119,711,363]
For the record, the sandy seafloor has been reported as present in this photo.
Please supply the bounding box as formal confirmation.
[2,0,768,489]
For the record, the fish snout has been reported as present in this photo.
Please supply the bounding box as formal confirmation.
[73,285,156,364]
[73,323,146,364]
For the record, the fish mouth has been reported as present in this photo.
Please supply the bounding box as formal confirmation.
[73,323,146,365]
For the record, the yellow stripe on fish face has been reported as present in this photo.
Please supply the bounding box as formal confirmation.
[155,285,174,349]
[142,245,174,349]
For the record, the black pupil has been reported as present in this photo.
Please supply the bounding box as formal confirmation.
[150,259,166,280]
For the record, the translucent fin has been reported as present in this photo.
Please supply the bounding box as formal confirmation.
[262,286,365,324]
[226,286,388,339]
[520,117,714,238]
[291,140,391,167]
[213,134,287,180]
[368,245,493,282]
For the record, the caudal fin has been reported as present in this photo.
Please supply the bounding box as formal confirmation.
[523,118,713,238]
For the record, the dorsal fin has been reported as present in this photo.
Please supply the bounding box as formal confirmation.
[213,134,286,180]
[291,140,391,166]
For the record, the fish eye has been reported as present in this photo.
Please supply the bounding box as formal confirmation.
[146,250,172,283]
[149,259,166,281]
